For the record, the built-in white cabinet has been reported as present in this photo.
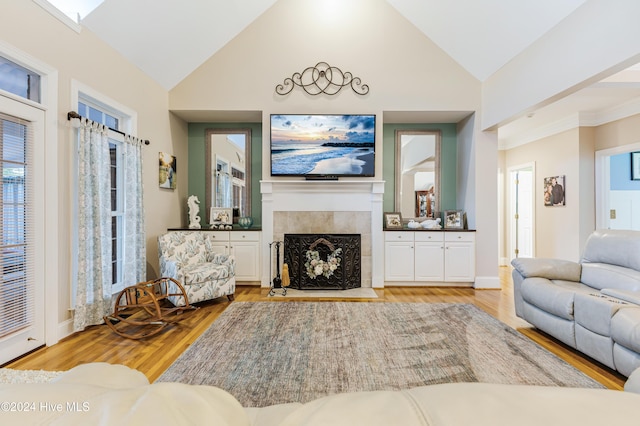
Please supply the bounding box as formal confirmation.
[206,231,261,282]
[383,232,415,281]
[442,232,475,282]
[384,231,475,285]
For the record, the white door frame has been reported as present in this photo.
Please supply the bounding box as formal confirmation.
[507,162,536,262]
[0,40,59,350]
[595,142,640,230]
[0,96,45,363]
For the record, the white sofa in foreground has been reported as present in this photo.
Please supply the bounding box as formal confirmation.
[1,363,640,426]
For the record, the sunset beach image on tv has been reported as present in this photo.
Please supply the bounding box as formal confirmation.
[270,114,376,177]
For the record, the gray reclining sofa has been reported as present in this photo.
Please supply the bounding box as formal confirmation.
[512,229,640,376]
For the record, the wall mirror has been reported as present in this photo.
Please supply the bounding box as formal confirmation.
[395,130,441,221]
[205,128,251,223]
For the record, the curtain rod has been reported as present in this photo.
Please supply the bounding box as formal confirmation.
[67,111,150,146]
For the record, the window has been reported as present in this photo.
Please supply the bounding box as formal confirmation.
[0,114,30,338]
[32,0,104,33]
[0,56,41,103]
[77,95,127,294]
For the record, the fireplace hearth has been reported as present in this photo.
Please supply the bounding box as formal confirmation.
[284,234,361,290]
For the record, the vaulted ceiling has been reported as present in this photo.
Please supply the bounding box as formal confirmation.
[81,0,588,89]
[78,0,640,147]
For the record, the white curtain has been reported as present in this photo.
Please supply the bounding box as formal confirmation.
[122,135,146,285]
[73,119,112,332]
[72,119,146,332]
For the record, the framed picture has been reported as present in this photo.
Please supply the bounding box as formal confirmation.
[384,212,403,229]
[631,152,640,181]
[444,210,463,229]
[159,152,177,189]
[415,190,435,218]
[210,207,232,225]
[543,175,565,206]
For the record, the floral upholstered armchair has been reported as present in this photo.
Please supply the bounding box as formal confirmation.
[157,231,236,306]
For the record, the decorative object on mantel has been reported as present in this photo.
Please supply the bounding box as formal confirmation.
[444,210,464,229]
[384,212,403,229]
[405,218,442,230]
[421,217,442,229]
[238,216,253,229]
[275,61,369,96]
[210,207,233,230]
[187,195,201,229]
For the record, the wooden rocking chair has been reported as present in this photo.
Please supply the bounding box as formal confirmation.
[104,277,196,339]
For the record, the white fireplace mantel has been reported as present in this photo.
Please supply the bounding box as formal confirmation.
[260,179,385,288]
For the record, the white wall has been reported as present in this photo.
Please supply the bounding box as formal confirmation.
[170,0,501,288]
[503,129,584,261]
[0,1,187,339]
[482,0,640,130]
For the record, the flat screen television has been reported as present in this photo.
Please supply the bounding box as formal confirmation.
[270,114,376,178]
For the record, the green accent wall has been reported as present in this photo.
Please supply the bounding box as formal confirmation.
[188,121,456,226]
[382,123,458,215]
[188,122,262,226]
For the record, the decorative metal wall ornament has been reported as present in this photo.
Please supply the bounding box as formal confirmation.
[275,61,369,96]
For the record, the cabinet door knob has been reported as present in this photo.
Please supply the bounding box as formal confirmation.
[458,236,462,239]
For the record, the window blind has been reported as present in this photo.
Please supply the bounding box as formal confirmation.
[0,112,34,338]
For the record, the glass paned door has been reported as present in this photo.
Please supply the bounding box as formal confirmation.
[0,97,44,364]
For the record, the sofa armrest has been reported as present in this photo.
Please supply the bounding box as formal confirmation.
[52,363,149,388]
[601,288,640,306]
[159,258,180,281]
[625,367,640,393]
[511,258,581,282]
[210,252,235,267]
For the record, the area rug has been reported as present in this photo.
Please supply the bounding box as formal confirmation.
[0,368,62,384]
[157,302,604,407]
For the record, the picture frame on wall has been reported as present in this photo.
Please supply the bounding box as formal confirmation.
[631,152,640,181]
[159,152,177,189]
[543,175,566,206]
[444,210,464,229]
[384,212,403,229]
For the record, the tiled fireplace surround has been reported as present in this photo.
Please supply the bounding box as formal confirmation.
[261,180,385,288]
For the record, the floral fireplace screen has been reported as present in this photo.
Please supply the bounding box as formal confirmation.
[283,234,361,290]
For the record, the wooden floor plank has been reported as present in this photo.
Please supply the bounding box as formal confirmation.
[4,267,627,390]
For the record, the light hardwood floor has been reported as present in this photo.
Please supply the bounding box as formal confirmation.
[5,266,627,390]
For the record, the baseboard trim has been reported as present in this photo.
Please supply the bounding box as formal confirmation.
[57,318,74,342]
[474,276,501,289]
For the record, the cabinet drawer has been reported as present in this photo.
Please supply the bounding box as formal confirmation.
[230,231,261,242]
[207,231,230,240]
[385,231,413,242]
[414,232,444,242]
[444,232,475,243]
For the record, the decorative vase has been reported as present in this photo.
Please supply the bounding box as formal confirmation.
[238,217,253,229]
